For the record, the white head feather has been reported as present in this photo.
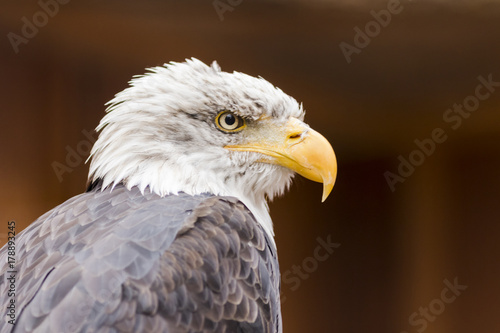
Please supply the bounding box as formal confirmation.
[88,58,305,242]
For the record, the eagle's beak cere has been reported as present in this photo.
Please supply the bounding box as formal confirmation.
[225,117,337,202]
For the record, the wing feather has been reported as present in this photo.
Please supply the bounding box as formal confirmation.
[0,185,281,332]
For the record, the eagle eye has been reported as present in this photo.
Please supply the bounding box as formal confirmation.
[216,111,246,132]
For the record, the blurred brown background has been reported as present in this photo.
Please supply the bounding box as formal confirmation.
[1,0,500,332]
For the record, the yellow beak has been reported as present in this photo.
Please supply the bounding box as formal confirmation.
[225,117,337,202]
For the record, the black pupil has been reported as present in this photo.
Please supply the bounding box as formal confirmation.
[225,114,236,126]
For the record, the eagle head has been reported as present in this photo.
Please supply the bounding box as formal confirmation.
[88,58,337,238]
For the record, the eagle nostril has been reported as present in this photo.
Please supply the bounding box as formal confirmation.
[288,133,302,140]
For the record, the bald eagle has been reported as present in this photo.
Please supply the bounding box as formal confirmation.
[0,59,336,332]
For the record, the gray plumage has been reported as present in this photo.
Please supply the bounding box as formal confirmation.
[0,184,281,332]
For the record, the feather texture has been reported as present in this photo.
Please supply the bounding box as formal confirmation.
[0,185,281,332]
